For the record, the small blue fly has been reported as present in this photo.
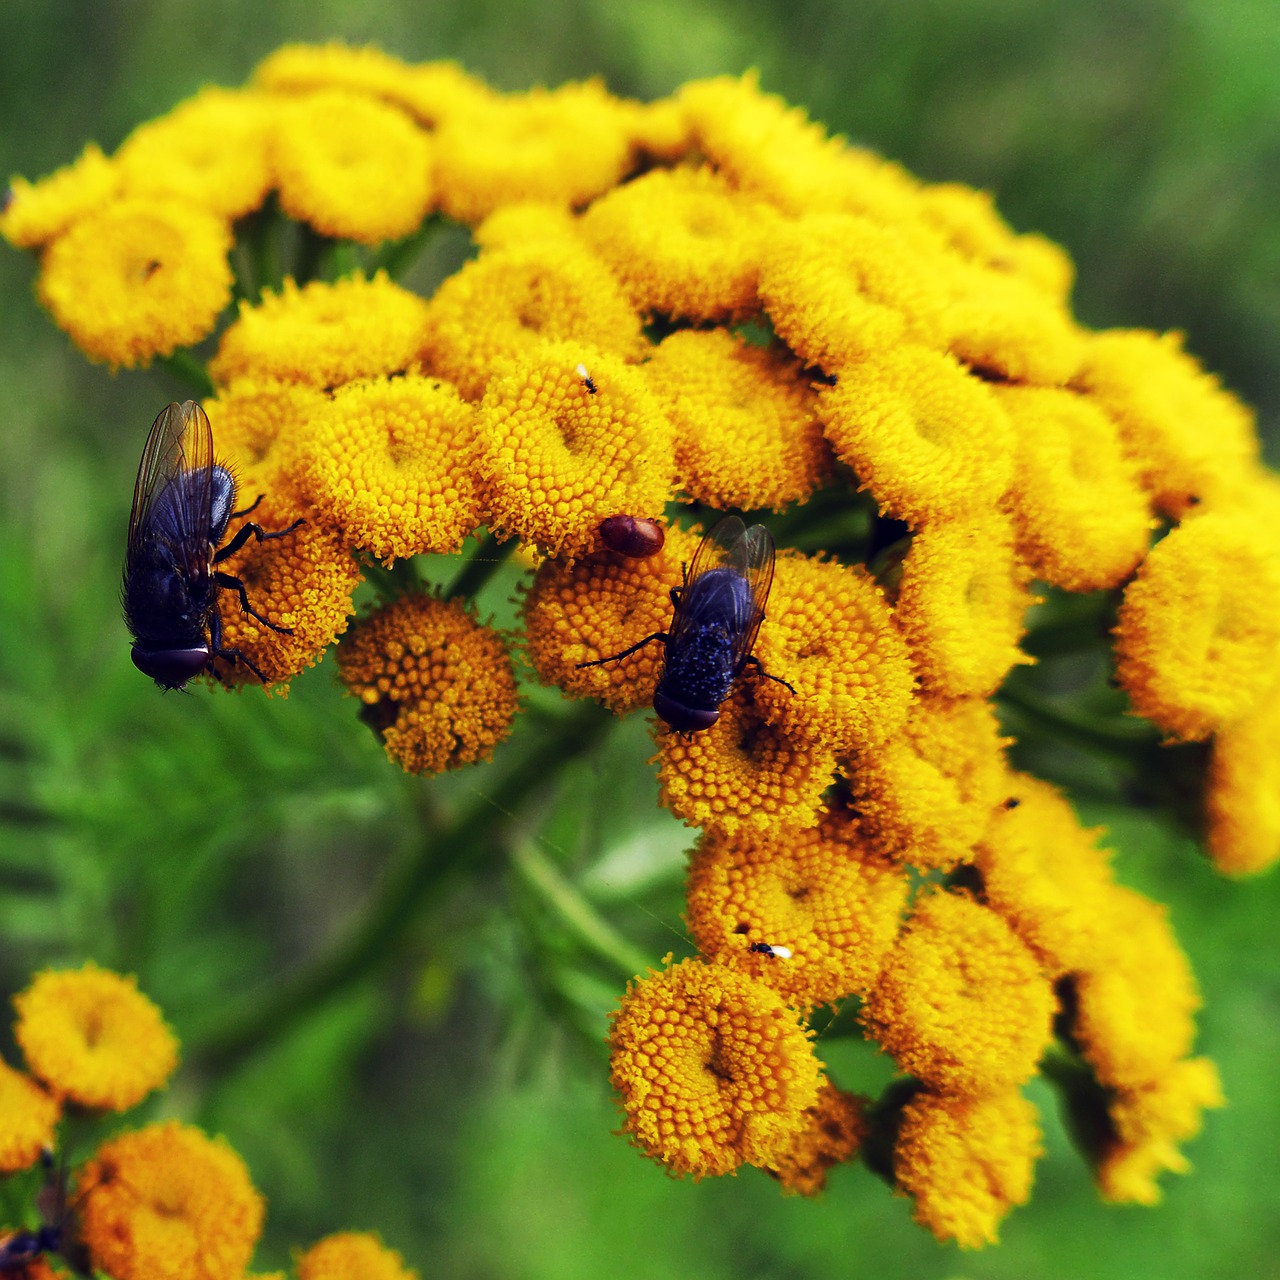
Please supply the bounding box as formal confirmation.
[579,515,795,733]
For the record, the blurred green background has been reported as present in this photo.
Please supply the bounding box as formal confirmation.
[2,1,1279,1276]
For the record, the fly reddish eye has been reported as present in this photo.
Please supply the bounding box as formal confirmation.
[130,645,210,689]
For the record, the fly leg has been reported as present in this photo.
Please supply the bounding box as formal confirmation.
[577,632,668,669]
[743,654,797,696]
[214,572,294,636]
[213,516,305,563]
[206,602,270,684]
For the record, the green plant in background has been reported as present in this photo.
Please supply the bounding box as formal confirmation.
[1,23,1278,1280]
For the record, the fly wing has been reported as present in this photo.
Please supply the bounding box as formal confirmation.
[666,515,746,646]
[126,401,215,573]
[726,522,776,673]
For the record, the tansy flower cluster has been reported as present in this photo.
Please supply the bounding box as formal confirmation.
[0,964,418,1279]
[4,41,1271,1247]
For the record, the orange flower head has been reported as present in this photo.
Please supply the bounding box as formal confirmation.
[293,375,483,561]
[685,806,909,1009]
[1,144,119,248]
[657,684,837,836]
[297,1232,418,1280]
[750,549,916,753]
[476,342,675,557]
[765,1081,869,1196]
[645,328,833,511]
[894,510,1034,698]
[36,197,232,369]
[114,87,274,220]
[894,1087,1042,1249]
[0,1060,60,1174]
[271,89,434,244]
[845,693,1009,869]
[76,1122,264,1280]
[816,344,1014,525]
[337,593,519,775]
[862,891,1055,1093]
[13,964,178,1111]
[419,239,645,402]
[210,272,430,389]
[579,165,770,323]
[607,957,823,1178]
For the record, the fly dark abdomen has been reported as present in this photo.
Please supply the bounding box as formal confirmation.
[657,568,755,714]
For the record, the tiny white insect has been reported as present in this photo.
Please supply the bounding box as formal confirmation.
[748,942,792,959]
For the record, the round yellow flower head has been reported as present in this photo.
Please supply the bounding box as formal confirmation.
[297,1232,418,1280]
[1070,885,1201,1090]
[644,328,833,511]
[294,375,483,561]
[816,344,1013,525]
[1074,328,1259,517]
[893,1087,1042,1249]
[607,957,823,1178]
[13,964,178,1111]
[0,143,119,249]
[419,240,645,402]
[0,1060,60,1174]
[685,806,909,1009]
[862,891,1055,1093]
[995,383,1152,591]
[210,272,430,389]
[845,693,1009,869]
[337,593,519,776]
[759,216,951,373]
[523,525,697,714]
[271,89,434,244]
[579,165,770,323]
[114,87,274,220]
[1095,1057,1225,1205]
[749,549,915,753]
[37,197,232,369]
[975,774,1118,975]
[214,492,361,690]
[77,1121,264,1280]
[432,79,635,224]
[764,1081,868,1196]
[894,510,1034,698]
[476,342,675,557]
[1205,674,1280,875]
[1113,509,1280,741]
[471,200,581,252]
[657,684,837,836]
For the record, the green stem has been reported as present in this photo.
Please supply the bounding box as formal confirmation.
[244,196,284,295]
[155,351,215,399]
[361,555,423,601]
[444,531,516,600]
[509,838,651,979]
[997,683,1155,762]
[369,215,443,279]
[185,701,613,1071]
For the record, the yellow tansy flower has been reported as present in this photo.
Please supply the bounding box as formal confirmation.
[0,1060,60,1174]
[749,549,916,753]
[1074,328,1259,517]
[337,593,519,775]
[294,375,483,561]
[471,200,581,251]
[685,806,909,1009]
[862,891,1055,1093]
[77,1121,264,1280]
[1096,1057,1225,1205]
[297,1232,418,1280]
[114,86,274,219]
[893,1087,1042,1249]
[607,957,823,1178]
[37,197,232,369]
[13,964,177,1111]
[894,510,1034,698]
[657,685,837,836]
[765,1081,868,1195]
[1205,673,1280,875]
[645,328,833,511]
[1,143,119,248]
[271,89,434,244]
[419,239,645,402]
[1113,509,1280,741]
[579,165,770,323]
[210,272,430,389]
[476,342,675,557]
[816,344,1013,525]
[995,383,1153,592]
[845,693,1008,869]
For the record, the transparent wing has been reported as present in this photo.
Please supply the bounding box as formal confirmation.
[126,401,215,570]
[726,522,776,670]
[667,516,745,647]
